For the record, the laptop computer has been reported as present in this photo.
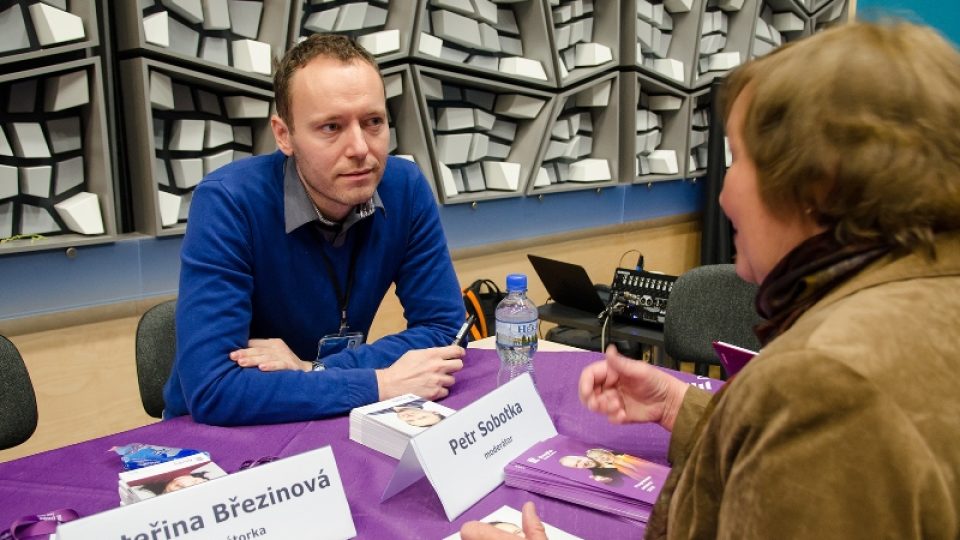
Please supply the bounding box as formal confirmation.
[528,254,608,315]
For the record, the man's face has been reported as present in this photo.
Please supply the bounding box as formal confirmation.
[559,455,597,469]
[396,407,443,428]
[271,57,389,221]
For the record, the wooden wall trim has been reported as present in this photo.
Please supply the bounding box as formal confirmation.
[0,295,175,338]
[451,212,701,260]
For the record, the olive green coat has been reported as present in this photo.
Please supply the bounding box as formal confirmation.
[647,233,960,539]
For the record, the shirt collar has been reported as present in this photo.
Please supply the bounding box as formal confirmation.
[283,156,383,238]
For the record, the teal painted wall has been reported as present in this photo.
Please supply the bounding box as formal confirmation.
[857,0,960,44]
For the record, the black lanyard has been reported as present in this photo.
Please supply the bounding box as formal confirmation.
[313,224,361,333]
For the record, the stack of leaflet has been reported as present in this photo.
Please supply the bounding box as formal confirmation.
[503,434,670,524]
[349,394,456,459]
[118,453,227,505]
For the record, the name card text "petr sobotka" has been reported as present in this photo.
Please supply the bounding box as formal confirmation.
[55,446,356,540]
[448,401,525,456]
[381,374,557,521]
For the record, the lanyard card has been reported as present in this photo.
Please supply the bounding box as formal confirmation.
[318,332,364,359]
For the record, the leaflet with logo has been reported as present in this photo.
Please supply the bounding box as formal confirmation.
[503,434,670,523]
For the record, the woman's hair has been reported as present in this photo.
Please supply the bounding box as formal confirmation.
[721,21,960,255]
[272,34,381,128]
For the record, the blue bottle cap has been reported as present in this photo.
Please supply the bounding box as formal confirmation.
[506,273,527,291]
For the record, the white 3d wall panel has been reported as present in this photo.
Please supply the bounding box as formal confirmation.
[0,57,115,246]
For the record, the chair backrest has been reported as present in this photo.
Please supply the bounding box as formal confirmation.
[0,335,38,450]
[664,264,763,377]
[136,300,177,418]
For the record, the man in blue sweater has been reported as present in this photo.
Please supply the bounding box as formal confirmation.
[162,35,466,426]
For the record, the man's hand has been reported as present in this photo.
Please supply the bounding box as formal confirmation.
[229,338,311,372]
[579,345,689,431]
[460,502,548,540]
[375,345,464,400]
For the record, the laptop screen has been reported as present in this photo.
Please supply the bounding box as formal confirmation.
[527,254,607,315]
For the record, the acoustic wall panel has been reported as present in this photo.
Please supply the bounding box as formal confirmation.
[619,73,690,184]
[530,71,621,195]
[119,57,275,236]
[0,58,116,252]
[0,0,98,66]
[686,90,711,177]
[293,1,415,65]
[413,0,558,87]
[414,66,555,203]
[114,0,290,84]
[546,0,620,87]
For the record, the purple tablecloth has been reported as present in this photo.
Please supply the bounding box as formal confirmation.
[0,349,706,539]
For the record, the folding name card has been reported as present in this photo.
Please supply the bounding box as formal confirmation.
[56,446,356,540]
[381,374,558,521]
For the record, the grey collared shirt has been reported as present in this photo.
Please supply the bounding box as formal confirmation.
[283,157,383,247]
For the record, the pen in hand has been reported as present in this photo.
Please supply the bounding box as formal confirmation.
[452,315,477,347]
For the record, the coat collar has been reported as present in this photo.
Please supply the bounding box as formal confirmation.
[806,231,960,314]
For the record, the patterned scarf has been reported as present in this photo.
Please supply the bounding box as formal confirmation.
[754,230,891,346]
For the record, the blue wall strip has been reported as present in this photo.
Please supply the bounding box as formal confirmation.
[441,180,701,249]
[1,241,145,319]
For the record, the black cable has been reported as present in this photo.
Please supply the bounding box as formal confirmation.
[601,311,612,352]
[618,249,644,269]
[598,290,622,352]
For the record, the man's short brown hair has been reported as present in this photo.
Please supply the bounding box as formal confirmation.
[722,22,960,255]
[273,34,381,128]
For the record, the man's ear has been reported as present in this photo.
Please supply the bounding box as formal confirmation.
[271,114,294,156]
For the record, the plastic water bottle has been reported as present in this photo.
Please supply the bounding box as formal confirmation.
[496,273,539,386]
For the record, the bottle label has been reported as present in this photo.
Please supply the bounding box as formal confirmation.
[495,321,539,347]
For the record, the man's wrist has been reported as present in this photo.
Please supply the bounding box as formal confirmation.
[374,369,391,400]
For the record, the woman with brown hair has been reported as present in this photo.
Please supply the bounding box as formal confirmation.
[465,20,960,540]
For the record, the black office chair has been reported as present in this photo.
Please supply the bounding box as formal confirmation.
[664,264,762,378]
[135,300,177,418]
[0,335,39,450]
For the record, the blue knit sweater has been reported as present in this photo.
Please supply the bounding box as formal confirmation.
[162,152,463,425]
